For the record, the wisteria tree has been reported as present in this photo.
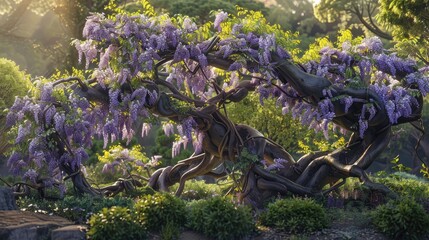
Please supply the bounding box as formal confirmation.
[6,5,429,206]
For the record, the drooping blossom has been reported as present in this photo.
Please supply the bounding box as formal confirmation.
[214,11,228,32]
[23,169,38,184]
[181,117,197,140]
[162,122,174,136]
[16,121,32,144]
[266,158,288,171]
[141,123,151,137]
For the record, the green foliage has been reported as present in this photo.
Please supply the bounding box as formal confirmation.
[267,0,333,50]
[88,206,147,240]
[314,0,390,40]
[390,155,412,172]
[17,194,133,223]
[371,198,429,240]
[0,58,31,113]
[377,0,428,41]
[149,128,192,167]
[0,58,32,154]
[148,0,268,23]
[374,172,429,199]
[88,144,153,184]
[170,179,223,200]
[186,197,254,240]
[299,29,363,64]
[377,0,429,63]
[227,93,343,154]
[259,197,328,233]
[134,192,187,233]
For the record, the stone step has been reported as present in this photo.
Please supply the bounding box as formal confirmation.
[0,210,81,240]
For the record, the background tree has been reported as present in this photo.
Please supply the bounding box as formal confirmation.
[148,0,268,23]
[0,0,124,76]
[314,0,391,40]
[267,0,339,49]
[377,0,429,64]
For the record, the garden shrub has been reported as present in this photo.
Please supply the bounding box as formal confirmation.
[371,198,429,240]
[186,197,254,240]
[87,206,146,240]
[0,58,32,155]
[134,192,186,233]
[17,194,133,223]
[259,197,328,233]
[171,179,222,200]
[374,172,429,199]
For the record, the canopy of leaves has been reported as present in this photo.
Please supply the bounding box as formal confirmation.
[377,0,429,64]
[314,0,391,40]
[148,0,268,23]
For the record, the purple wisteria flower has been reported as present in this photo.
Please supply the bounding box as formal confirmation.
[229,62,243,71]
[150,155,162,167]
[172,137,188,158]
[173,43,190,62]
[162,122,174,136]
[192,130,204,154]
[405,72,429,96]
[102,161,120,174]
[44,106,56,124]
[266,158,288,171]
[32,151,44,168]
[76,40,98,69]
[23,169,38,184]
[374,53,416,77]
[99,44,117,69]
[109,89,120,109]
[232,24,243,35]
[258,34,275,65]
[357,37,383,54]
[317,99,335,121]
[257,86,270,106]
[118,68,131,85]
[358,118,368,138]
[16,121,32,144]
[214,11,228,32]
[340,96,353,113]
[181,117,197,140]
[182,17,197,32]
[7,152,22,169]
[82,13,113,41]
[41,83,54,102]
[141,123,151,138]
[276,46,291,59]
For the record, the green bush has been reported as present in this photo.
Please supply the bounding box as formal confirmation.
[0,58,31,113]
[0,58,32,154]
[170,179,223,200]
[259,197,328,233]
[87,206,146,240]
[17,194,133,223]
[371,198,429,240]
[186,197,255,240]
[134,192,186,233]
[374,172,429,199]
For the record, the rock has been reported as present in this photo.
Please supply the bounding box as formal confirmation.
[51,225,87,240]
[0,187,16,210]
[0,210,74,240]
